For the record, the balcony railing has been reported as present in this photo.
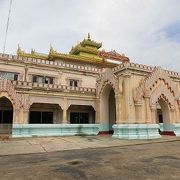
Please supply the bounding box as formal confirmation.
[11,80,96,94]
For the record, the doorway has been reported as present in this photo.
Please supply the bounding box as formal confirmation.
[100,84,116,134]
[0,97,13,134]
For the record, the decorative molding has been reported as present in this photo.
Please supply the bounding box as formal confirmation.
[21,95,31,111]
[0,79,31,110]
[134,67,179,109]
[96,68,119,97]
[150,84,175,109]
[144,67,179,98]
[0,79,21,109]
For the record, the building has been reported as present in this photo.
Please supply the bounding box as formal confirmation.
[0,34,180,139]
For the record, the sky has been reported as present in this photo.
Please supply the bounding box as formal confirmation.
[0,0,180,72]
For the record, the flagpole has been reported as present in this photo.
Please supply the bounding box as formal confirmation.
[3,0,13,54]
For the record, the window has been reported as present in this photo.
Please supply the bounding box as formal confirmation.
[32,75,54,84]
[45,77,53,84]
[29,111,53,124]
[70,112,89,124]
[69,79,79,87]
[0,71,19,81]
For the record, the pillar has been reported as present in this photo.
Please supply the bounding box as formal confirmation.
[62,97,68,124]
[123,72,132,123]
[22,108,29,124]
[145,96,151,123]
[13,109,20,124]
[135,104,143,123]
[150,107,156,124]
[170,108,176,124]
[24,66,28,81]
[175,104,180,123]
[95,98,100,124]
[115,93,122,124]
[179,105,180,122]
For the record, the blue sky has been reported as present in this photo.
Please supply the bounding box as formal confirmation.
[165,21,180,42]
[0,0,180,71]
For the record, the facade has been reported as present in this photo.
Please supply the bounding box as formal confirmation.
[0,35,180,139]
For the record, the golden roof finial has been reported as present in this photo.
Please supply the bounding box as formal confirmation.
[49,44,54,53]
[31,48,35,54]
[17,44,23,55]
[88,33,91,40]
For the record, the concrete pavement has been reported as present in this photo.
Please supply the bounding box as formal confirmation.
[0,135,179,156]
[0,140,180,180]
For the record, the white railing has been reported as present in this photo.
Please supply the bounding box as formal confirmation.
[11,80,96,94]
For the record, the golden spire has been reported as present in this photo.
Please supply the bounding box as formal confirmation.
[49,44,55,54]
[17,44,23,55]
[31,48,35,54]
[88,33,91,40]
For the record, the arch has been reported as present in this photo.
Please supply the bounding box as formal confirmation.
[0,96,13,134]
[0,79,21,110]
[134,67,179,108]
[99,83,116,133]
[150,84,175,109]
[145,68,178,97]
[96,68,119,97]
[156,97,174,133]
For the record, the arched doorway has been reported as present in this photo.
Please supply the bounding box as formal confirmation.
[100,84,116,134]
[0,97,13,134]
[156,98,174,135]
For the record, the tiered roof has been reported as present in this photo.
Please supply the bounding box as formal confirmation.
[17,34,130,66]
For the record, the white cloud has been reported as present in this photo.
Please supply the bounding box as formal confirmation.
[0,0,180,71]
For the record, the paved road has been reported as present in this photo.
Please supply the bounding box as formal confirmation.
[0,141,179,180]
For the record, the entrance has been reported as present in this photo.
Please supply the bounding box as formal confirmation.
[0,97,13,134]
[156,98,174,135]
[68,105,95,124]
[100,84,116,134]
[29,103,62,124]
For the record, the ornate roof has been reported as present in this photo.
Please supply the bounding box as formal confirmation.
[17,45,48,60]
[16,35,130,67]
[69,33,102,56]
[98,50,130,63]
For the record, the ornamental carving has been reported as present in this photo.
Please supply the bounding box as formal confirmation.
[134,67,179,109]
[144,67,178,98]
[0,79,21,109]
[21,95,31,111]
[0,79,30,110]
[133,79,146,104]
[96,68,118,97]
[150,84,175,109]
